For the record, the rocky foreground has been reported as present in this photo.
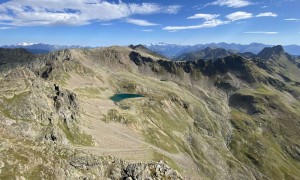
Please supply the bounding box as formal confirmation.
[0,45,300,179]
[0,124,181,179]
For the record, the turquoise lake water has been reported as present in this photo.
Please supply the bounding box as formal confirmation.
[110,93,144,102]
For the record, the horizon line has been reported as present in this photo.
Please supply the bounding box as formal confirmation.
[1,42,300,47]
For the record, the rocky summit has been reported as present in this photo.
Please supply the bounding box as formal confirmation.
[1,45,300,180]
[174,47,236,62]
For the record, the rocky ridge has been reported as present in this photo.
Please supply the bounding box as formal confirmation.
[174,47,236,61]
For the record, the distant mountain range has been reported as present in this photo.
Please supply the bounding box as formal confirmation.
[1,43,87,54]
[171,44,300,65]
[145,42,300,57]
[2,42,300,58]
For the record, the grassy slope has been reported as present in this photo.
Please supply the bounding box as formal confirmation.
[230,84,300,179]
[57,48,300,179]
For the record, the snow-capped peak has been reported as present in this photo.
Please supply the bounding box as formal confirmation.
[157,42,168,46]
[145,42,169,46]
[17,42,35,46]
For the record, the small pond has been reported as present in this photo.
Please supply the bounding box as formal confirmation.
[110,93,144,103]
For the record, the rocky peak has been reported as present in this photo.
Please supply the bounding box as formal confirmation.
[129,44,167,59]
[201,46,229,55]
[257,45,285,60]
[206,47,229,54]
[202,46,215,52]
[273,45,285,53]
[129,44,147,50]
[175,47,233,61]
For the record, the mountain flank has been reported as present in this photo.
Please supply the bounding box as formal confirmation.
[174,47,236,61]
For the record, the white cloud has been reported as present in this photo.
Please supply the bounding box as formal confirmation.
[126,18,158,26]
[0,14,14,21]
[163,12,228,31]
[162,5,181,14]
[163,19,229,31]
[226,11,253,21]
[244,31,278,34]
[256,12,278,17]
[187,13,219,20]
[285,18,300,22]
[208,0,253,8]
[141,29,153,32]
[0,26,13,30]
[128,4,180,14]
[163,10,278,32]
[0,0,180,27]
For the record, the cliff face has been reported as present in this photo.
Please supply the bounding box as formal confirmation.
[1,46,300,179]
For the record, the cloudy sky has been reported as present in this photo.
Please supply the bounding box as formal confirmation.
[0,0,299,46]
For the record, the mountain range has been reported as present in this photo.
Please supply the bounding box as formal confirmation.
[1,44,300,179]
[2,42,300,58]
[1,43,86,54]
[146,42,300,57]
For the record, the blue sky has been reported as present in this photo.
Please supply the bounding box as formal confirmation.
[0,0,299,46]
